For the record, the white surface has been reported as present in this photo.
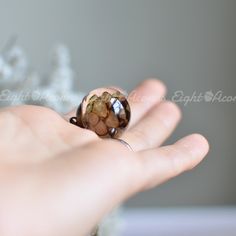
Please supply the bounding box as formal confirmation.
[122,208,236,236]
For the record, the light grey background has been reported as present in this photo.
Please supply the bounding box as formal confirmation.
[0,0,235,207]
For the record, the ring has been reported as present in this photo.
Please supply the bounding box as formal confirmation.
[70,87,131,139]
[116,138,133,151]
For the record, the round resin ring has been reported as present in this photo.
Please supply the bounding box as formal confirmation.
[70,88,131,138]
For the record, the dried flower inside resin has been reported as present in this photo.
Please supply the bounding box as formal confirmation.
[71,88,131,138]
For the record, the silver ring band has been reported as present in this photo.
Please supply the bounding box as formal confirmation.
[116,139,133,151]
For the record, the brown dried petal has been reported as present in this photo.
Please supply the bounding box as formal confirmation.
[95,120,108,136]
[87,112,99,126]
[86,103,93,113]
[112,91,122,98]
[105,111,119,128]
[92,99,108,118]
[101,91,112,103]
[89,94,98,103]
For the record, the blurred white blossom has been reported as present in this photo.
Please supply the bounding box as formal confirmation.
[0,43,83,113]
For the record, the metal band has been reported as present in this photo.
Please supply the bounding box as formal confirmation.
[116,138,133,151]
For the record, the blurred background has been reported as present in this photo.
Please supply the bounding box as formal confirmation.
[0,0,235,234]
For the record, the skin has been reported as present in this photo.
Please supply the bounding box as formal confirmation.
[0,79,209,236]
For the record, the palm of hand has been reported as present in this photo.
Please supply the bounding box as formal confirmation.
[0,105,98,163]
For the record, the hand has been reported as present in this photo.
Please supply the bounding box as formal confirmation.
[0,80,209,236]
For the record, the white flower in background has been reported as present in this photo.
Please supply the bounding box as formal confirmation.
[5,45,28,82]
[0,42,84,113]
[44,43,83,112]
[0,56,13,81]
[48,44,73,92]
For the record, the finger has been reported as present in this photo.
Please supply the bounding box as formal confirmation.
[137,134,209,190]
[128,79,166,128]
[122,101,181,151]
